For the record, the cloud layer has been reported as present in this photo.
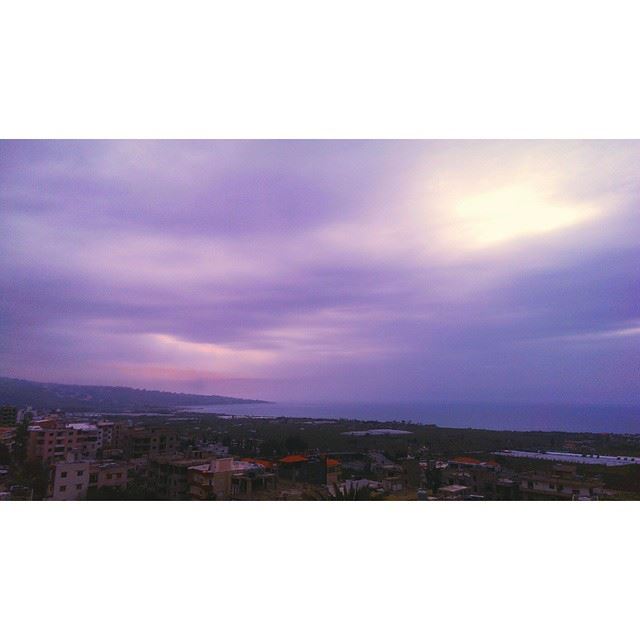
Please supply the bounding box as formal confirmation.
[1,140,638,403]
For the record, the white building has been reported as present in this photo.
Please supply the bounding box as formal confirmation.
[50,458,91,500]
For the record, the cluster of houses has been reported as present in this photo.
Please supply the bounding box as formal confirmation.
[0,407,613,501]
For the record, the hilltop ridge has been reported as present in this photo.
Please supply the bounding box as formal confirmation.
[0,376,267,412]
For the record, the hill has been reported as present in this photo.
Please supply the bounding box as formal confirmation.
[0,376,267,412]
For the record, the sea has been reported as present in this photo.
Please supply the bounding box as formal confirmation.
[182,401,640,434]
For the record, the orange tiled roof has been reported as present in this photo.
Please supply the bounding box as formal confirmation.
[451,456,482,465]
[326,458,340,467]
[279,454,308,464]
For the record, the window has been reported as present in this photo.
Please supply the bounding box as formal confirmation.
[77,470,84,476]
[61,471,67,478]
[60,486,66,492]
[76,484,83,490]
[107,473,113,479]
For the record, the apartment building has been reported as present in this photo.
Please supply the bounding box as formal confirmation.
[0,427,16,453]
[96,420,128,449]
[87,461,129,497]
[49,458,130,500]
[27,421,101,463]
[122,426,178,458]
[0,405,17,427]
[49,459,91,500]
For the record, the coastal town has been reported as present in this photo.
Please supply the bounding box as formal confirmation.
[2,403,639,501]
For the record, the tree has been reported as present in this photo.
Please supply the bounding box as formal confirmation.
[284,436,307,454]
[0,442,11,465]
[12,416,30,463]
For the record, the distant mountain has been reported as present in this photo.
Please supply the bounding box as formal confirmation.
[0,376,267,412]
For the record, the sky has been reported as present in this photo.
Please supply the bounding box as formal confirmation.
[1,140,638,404]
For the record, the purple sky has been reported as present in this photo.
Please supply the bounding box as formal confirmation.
[1,140,638,404]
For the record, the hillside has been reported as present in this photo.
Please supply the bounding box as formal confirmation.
[0,376,267,412]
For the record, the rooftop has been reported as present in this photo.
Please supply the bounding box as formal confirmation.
[189,458,255,474]
[496,450,640,466]
[438,484,469,494]
[342,429,413,437]
[279,454,308,464]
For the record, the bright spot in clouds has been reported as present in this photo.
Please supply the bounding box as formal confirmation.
[452,184,596,247]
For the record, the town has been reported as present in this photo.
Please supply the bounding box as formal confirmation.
[2,404,639,501]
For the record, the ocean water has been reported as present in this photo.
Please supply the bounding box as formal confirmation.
[183,401,640,434]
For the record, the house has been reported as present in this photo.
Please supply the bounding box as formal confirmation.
[519,465,605,500]
[330,478,383,498]
[495,477,520,500]
[442,457,500,498]
[326,458,341,486]
[188,458,275,500]
[277,454,340,486]
[437,484,471,500]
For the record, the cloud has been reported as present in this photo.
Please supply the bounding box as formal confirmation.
[1,140,638,403]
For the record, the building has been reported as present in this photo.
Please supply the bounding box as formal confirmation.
[326,458,341,486]
[49,459,91,500]
[330,478,383,498]
[442,457,500,498]
[519,465,606,501]
[148,455,214,499]
[27,421,101,463]
[194,442,230,458]
[437,484,471,500]
[0,427,16,453]
[382,475,406,493]
[277,454,336,485]
[188,458,276,500]
[49,458,130,500]
[95,420,128,450]
[0,405,17,427]
[122,426,178,458]
[87,461,130,497]
[495,478,520,500]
